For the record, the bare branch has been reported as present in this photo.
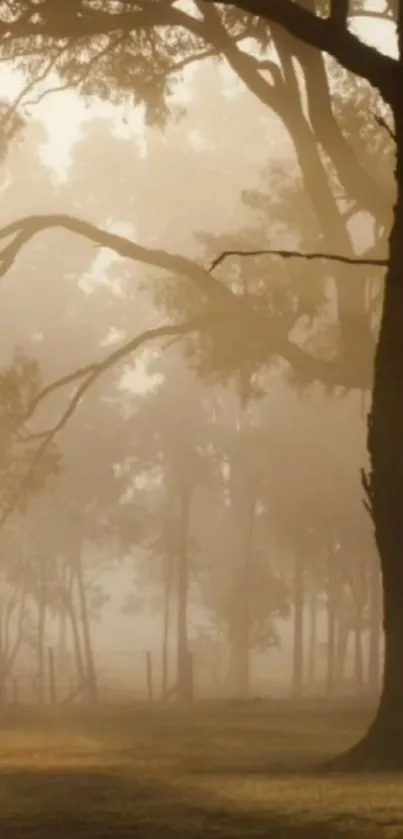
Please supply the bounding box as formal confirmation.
[1,316,212,531]
[208,248,388,273]
[0,213,233,307]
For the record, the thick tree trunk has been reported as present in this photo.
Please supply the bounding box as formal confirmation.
[367,558,382,697]
[329,107,403,769]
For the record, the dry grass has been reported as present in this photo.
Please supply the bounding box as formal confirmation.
[0,702,402,837]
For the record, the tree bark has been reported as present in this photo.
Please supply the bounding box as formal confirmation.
[367,557,382,697]
[329,105,403,769]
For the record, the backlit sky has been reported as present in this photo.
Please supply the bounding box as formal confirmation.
[0,8,397,179]
[0,7,397,655]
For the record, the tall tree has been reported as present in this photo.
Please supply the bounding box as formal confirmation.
[0,0,401,766]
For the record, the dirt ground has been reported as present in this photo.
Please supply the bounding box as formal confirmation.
[0,702,402,837]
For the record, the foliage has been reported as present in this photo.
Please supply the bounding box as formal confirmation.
[0,351,60,514]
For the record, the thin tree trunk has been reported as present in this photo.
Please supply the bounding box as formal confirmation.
[237,495,256,700]
[161,550,173,699]
[64,596,85,688]
[176,487,192,704]
[292,550,304,698]
[326,559,337,698]
[353,616,364,698]
[74,548,98,703]
[37,559,47,705]
[307,591,317,692]
[227,491,256,700]
[335,611,349,693]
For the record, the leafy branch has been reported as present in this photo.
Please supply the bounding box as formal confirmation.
[2,314,215,530]
[0,211,388,527]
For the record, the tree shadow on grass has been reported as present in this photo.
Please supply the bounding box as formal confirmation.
[0,766,392,838]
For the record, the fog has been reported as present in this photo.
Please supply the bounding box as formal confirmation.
[0,46,389,709]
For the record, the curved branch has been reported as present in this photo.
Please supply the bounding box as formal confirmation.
[0,212,385,400]
[0,213,233,307]
[206,0,398,100]
[1,316,211,530]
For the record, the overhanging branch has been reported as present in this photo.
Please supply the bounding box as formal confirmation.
[206,0,398,99]
[0,212,386,398]
[0,206,383,526]
[2,316,212,530]
[208,248,388,273]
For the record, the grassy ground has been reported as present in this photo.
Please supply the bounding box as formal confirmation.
[0,702,402,837]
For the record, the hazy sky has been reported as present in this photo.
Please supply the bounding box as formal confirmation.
[0,7,397,181]
[1,5,395,665]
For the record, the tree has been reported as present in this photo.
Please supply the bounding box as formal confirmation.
[0,0,401,767]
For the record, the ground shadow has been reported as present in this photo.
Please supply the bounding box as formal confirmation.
[0,766,392,838]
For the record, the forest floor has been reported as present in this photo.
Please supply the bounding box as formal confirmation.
[0,702,402,837]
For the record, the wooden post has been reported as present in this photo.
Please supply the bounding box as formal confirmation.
[13,678,19,706]
[146,651,153,701]
[48,647,56,705]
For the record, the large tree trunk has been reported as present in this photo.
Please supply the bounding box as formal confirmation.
[330,109,403,768]
[367,557,382,697]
